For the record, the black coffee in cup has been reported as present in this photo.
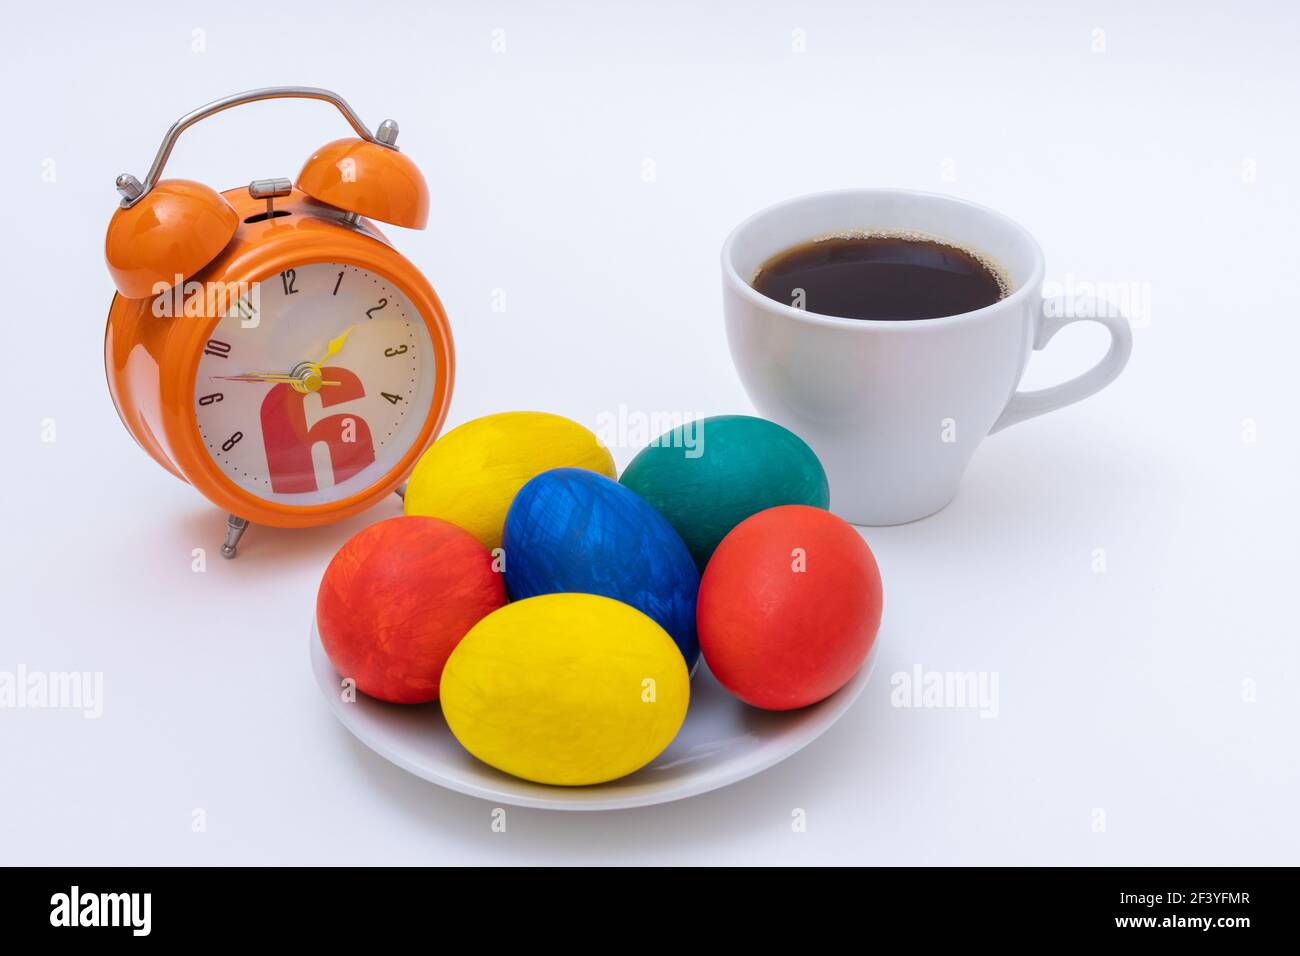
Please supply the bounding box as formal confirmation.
[751,234,1008,321]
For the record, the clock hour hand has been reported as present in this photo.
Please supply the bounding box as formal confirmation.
[314,325,355,367]
[213,328,355,393]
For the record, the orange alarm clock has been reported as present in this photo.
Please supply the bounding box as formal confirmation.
[104,87,454,558]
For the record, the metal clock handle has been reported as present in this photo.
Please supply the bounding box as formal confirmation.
[114,86,401,208]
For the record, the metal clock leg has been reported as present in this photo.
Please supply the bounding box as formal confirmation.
[221,514,250,559]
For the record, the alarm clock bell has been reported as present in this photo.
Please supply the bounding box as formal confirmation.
[106,87,429,301]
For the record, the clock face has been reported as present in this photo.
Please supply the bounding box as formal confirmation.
[193,262,436,506]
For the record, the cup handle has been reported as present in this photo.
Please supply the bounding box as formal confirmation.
[989,296,1133,434]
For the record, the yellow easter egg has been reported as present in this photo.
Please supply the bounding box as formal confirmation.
[404,411,616,549]
[440,593,690,786]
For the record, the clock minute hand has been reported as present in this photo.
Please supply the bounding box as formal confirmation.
[215,372,341,386]
[212,327,356,391]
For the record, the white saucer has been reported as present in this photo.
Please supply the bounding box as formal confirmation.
[309,618,877,811]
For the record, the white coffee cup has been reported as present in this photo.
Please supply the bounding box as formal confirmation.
[721,188,1132,526]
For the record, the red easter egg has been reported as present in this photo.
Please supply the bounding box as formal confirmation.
[698,505,882,710]
[317,516,506,704]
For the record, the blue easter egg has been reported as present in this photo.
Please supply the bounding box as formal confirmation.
[504,468,700,668]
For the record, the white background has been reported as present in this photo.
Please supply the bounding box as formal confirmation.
[2,0,1297,865]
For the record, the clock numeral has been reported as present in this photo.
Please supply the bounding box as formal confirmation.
[221,431,244,452]
[365,298,388,319]
[381,392,403,405]
[383,345,408,357]
[198,392,224,406]
[204,339,231,359]
[280,269,298,295]
[333,271,344,296]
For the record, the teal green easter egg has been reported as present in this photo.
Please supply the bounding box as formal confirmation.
[619,415,830,570]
